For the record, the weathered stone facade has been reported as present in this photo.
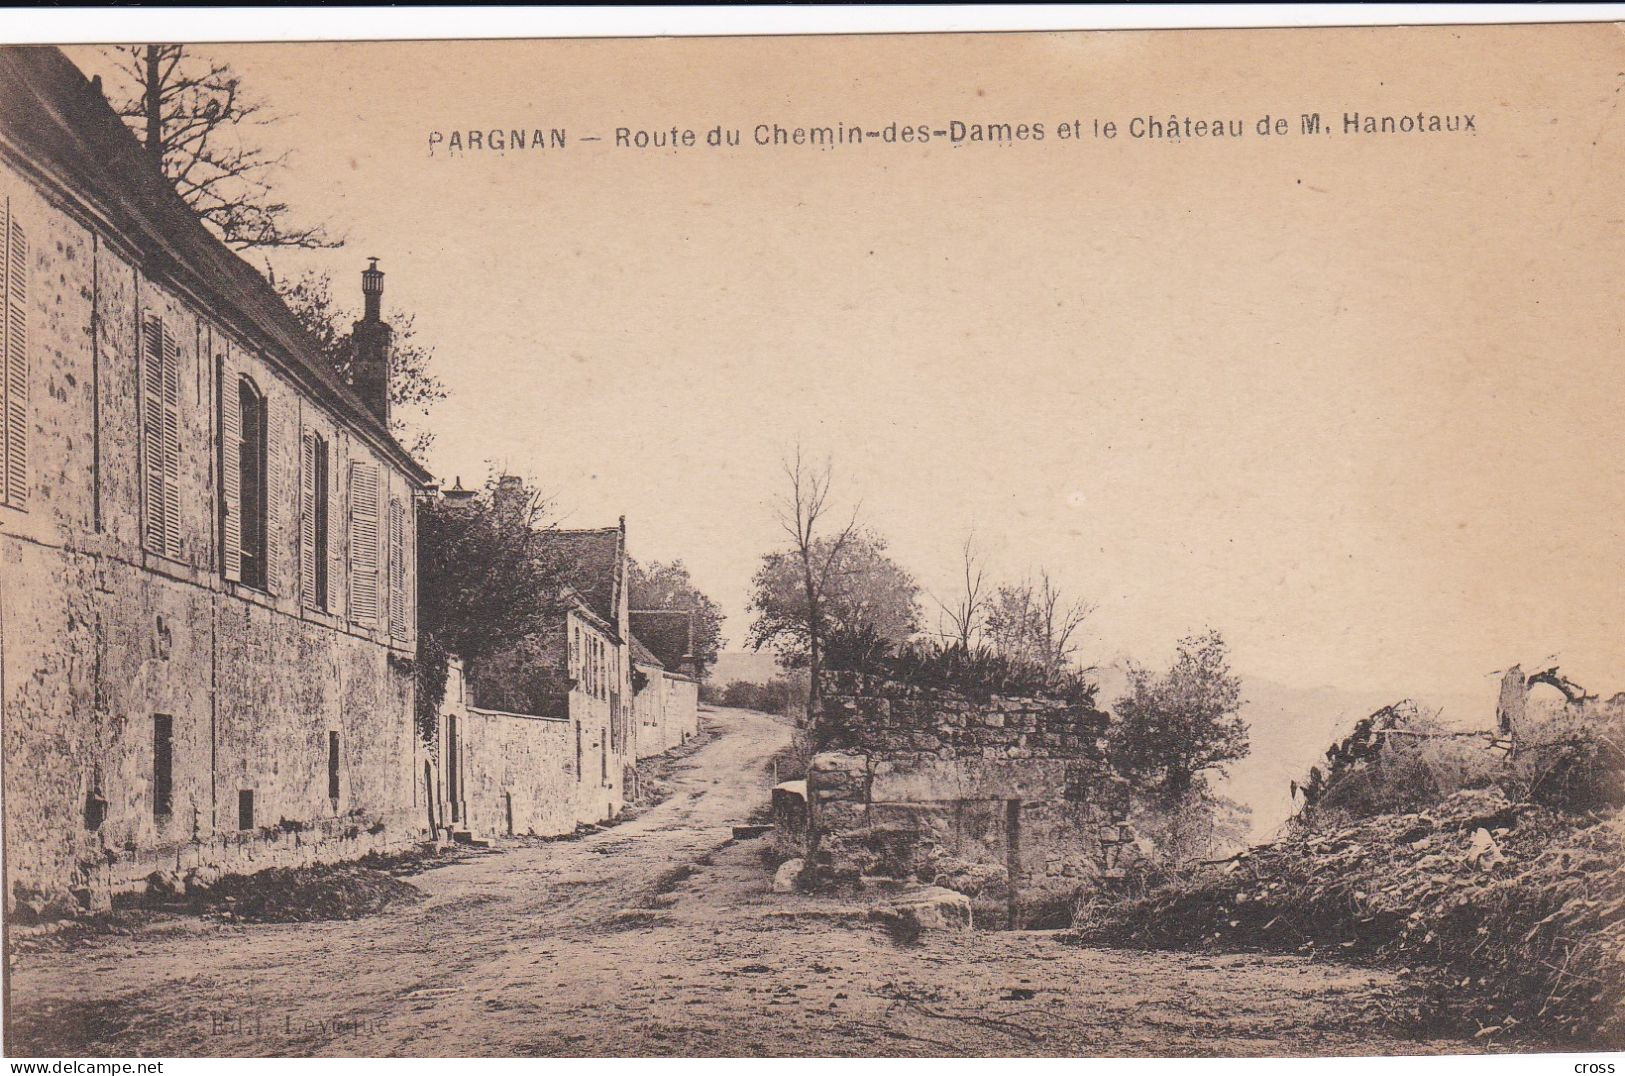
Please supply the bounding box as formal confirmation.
[805,670,1121,925]
[0,49,431,911]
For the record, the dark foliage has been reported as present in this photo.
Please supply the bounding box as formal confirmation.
[712,678,798,715]
[415,477,565,742]
[822,623,1098,706]
[1107,630,1249,804]
[627,557,726,677]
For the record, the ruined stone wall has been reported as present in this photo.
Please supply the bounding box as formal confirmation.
[0,153,424,912]
[805,670,1118,924]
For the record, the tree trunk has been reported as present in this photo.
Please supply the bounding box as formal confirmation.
[803,568,821,727]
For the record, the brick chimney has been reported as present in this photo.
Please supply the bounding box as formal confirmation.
[350,258,391,425]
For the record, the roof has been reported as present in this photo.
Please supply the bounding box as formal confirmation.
[0,46,429,484]
[629,610,693,671]
[627,633,664,670]
[537,526,623,627]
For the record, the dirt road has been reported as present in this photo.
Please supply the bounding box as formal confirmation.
[7,706,1483,1057]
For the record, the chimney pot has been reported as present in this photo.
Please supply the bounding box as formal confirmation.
[350,259,392,427]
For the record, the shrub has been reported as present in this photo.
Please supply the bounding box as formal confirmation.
[1295,695,1625,830]
[714,677,797,715]
[822,624,1097,705]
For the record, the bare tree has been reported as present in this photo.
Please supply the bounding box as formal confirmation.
[936,531,988,649]
[771,446,859,718]
[103,45,339,251]
[985,570,1095,679]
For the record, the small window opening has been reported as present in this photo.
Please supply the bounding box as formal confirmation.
[328,730,341,802]
[153,713,173,817]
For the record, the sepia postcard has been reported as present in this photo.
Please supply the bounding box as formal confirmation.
[0,9,1621,1064]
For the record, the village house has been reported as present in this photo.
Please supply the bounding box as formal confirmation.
[454,485,637,828]
[0,47,433,913]
[628,609,701,759]
[440,478,704,837]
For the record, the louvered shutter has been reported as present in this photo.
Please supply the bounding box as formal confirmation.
[264,394,284,594]
[3,201,26,509]
[159,325,181,559]
[300,432,317,605]
[348,461,380,624]
[388,497,406,638]
[219,360,242,582]
[142,318,168,555]
[326,443,344,615]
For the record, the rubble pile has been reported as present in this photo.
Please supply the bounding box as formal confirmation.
[200,861,426,923]
[1070,788,1624,1045]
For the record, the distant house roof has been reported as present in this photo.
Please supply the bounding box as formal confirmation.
[629,610,693,671]
[628,633,664,670]
[538,526,623,627]
[0,46,428,484]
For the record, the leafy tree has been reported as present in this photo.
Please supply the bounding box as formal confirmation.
[102,44,339,250]
[626,558,726,678]
[415,475,562,740]
[752,449,860,717]
[748,528,921,672]
[274,269,446,456]
[1108,630,1249,803]
[984,571,1094,680]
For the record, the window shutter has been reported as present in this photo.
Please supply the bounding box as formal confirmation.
[348,460,379,624]
[160,324,181,559]
[327,444,344,616]
[2,201,26,509]
[219,360,242,582]
[142,317,168,555]
[264,395,284,594]
[388,496,406,638]
[300,432,317,606]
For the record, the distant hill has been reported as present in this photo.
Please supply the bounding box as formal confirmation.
[710,650,785,687]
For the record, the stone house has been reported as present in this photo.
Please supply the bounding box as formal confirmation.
[0,46,433,911]
[628,609,700,759]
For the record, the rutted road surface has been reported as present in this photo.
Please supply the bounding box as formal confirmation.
[7,706,1481,1057]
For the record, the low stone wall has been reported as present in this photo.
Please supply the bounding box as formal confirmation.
[804,670,1120,925]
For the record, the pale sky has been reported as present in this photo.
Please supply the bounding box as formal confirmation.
[70,25,1625,706]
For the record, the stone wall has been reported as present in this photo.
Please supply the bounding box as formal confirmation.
[435,660,588,839]
[634,668,700,760]
[804,670,1120,925]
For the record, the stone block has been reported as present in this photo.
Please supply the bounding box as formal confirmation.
[772,857,805,893]
[870,886,973,939]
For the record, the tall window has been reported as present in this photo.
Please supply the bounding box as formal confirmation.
[301,432,330,610]
[388,497,406,638]
[348,461,381,624]
[141,317,181,558]
[1,196,27,510]
[223,375,267,588]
